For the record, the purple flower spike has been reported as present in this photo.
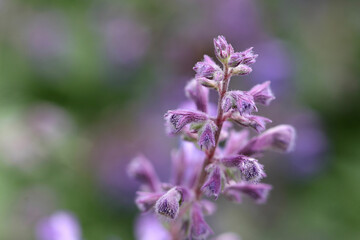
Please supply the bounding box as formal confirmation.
[201,165,222,199]
[164,109,208,134]
[238,157,266,182]
[248,81,275,106]
[222,91,257,115]
[225,183,272,204]
[190,203,214,240]
[229,47,258,67]
[127,155,161,192]
[155,187,182,220]
[185,79,209,113]
[135,191,163,212]
[241,125,296,155]
[198,121,218,150]
[214,35,234,62]
[36,211,82,240]
[231,114,272,133]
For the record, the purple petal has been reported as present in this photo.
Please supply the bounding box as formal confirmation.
[201,165,222,199]
[190,203,214,239]
[225,183,272,204]
[185,79,209,113]
[198,121,217,150]
[155,187,182,220]
[164,109,208,134]
[248,81,275,106]
[135,191,163,212]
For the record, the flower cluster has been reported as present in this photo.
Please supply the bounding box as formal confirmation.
[128,36,296,240]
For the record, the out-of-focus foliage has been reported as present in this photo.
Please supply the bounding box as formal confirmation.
[0,0,359,239]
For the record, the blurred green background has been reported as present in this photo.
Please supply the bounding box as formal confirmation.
[1,0,360,239]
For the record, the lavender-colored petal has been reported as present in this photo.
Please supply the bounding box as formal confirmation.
[185,79,209,113]
[198,121,217,150]
[164,109,208,134]
[224,183,272,204]
[155,187,182,220]
[220,155,248,168]
[201,165,222,199]
[241,125,296,155]
[193,55,222,80]
[127,155,161,192]
[223,130,250,156]
[248,81,275,106]
[36,211,82,240]
[229,47,258,67]
[135,191,163,212]
[190,203,214,239]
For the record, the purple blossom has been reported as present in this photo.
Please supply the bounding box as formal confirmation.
[185,78,209,113]
[198,121,218,150]
[224,183,272,204]
[223,130,250,156]
[155,187,183,220]
[201,165,222,199]
[164,109,208,134]
[241,125,296,155]
[135,191,163,212]
[248,81,275,106]
[36,211,81,240]
[190,203,214,240]
[228,47,258,67]
[222,91,257,115]
[213,35,234,62]
[231,113,272,133]
[238,158,266,183]
[127,155,161,192]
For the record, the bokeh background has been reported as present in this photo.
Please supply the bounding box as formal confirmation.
[1,0,360,239]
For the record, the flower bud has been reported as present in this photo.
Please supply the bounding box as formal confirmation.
[193,55,222,80]
[238,157,266,182]
[185,79,209,113]
[222,91,257,115]
[198,120,217,150]
[197,77,219,89]
[241,125,296,155]
[135,191,163,212]
[213,35,234,62]
[201,165,222,199]
[231,113,272,133]
[164,109,208,134]
[248,81,275,106]
[231,64,253,75]
[224,183,272,204]
[228,47,258,67]
[127,155,161,192]
[190,203,214,239]
[155,187,182,220]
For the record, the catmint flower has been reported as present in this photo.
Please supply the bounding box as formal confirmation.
[185,79,209,113]
[164,109,208,134]
[224,183,272,204]
[155,187,182,220]
[193,55,222,80]
[190,203,214,239]
[198,121,218,150]
[135,191,163,212]
[238,157,266,182]
[222,91,257,115]
[248,81,275,106]
[228,47,258,67]
[127,155,161,192]
[241,125,296,155]
[231,113,272,133]
[201,165,222,199]
[213,35,234,62]
[36,211,82,240]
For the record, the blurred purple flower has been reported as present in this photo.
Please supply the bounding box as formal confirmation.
[135,214,171,240]
[36,211,82,240]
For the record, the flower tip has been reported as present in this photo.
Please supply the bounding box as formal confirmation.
[155,187,182,220]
